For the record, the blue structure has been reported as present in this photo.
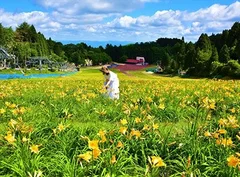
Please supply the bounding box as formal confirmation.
[0,72,77,80]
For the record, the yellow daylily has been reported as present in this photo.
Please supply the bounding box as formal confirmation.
[218,129,227,134]
[4,133,16,144]
[119,127,128,135]
[88,140,99,150]
[30,144,41,154]
[78,151,92,162]
[151,156,166,167]
[227,155,239,167]
[135,117,142,123]
[0,108,6,114]
[120,119,128,125]
[111,155,117,164]
[130,129,141,138]
[204,131,212,137]
[92,148,101,159]
[117,141,124,148]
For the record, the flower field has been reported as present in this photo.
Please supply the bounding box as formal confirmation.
[0,68,240,177]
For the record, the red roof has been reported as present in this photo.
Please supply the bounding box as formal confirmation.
[126,59,141,63]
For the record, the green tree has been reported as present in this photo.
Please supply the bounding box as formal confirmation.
[14,42,31,67]
[15,22,31,42]
[184,42,195,69]
[219,44,230,63]
[0,24,15,51]
[172,42,185,69]
[29,25,38,43]
[235,41,240,62]
[195,34,212,63]
[119,55,128,63]
[36,32,49,56]
[194,34,212,76]
[228,22,240,47]
[210,46,219,62]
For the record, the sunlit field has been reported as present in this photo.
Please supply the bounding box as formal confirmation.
[0,68,240,177]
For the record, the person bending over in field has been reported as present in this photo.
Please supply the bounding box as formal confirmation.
[100,66,120,99]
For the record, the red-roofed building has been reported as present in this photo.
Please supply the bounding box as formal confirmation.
[126,59,140,64]
[126,56,145,65]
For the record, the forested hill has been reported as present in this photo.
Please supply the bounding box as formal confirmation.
[0,22,240,78]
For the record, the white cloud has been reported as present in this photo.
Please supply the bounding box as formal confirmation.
[119,16,137,28]
[86,26,96,32]
[1,1,240,43]
[0,10,49,28]
[35,0,147,15]
[184,1,240,21]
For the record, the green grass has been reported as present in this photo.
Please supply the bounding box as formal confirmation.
[0,67,239,177]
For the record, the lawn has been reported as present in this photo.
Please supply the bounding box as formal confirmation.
[0,68,239,176]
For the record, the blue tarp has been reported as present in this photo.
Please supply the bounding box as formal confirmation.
[0,72,77,80]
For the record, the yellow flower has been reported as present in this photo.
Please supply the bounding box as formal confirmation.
[11,109,19,115]
[9,103,17,109]
[218,129,227,134]
[204,131,212,137]
[100,135,107,143]
[57,123,65,132]
[88,140,99,150]
[20,125,33,134]
[5,101,10,106]
[78,151,92,162]
[119,127,127,135]
[98,130,107,142]
[146,115,153,120]
[96,109,106,116]
[92,148,101,159]
[227,115,239,128]
[130,129,141,139]
[227,155,239,167]
[158,103,165,110]
[218,118,228,126]
[22,137,30,143]
[143,124,150,131]
[30,144,41,154]
[0,108,6,114]
[19,107,26,114]
[216,138,233,147]
[116,141,124,148]
[153,123,159,130]
[236,152,240,157]
[52,128,57,135]
[4,133,16,144]
[98,130,105,137]
[212,132,219,139]
[111,155,117,164]
[8,119,18,129]
[146,97,153,103]
[229,108,236,113]
[11,107,26,115]
[120,119,128,125]
[135,117,142,123]
[209,102,216,110]
[151,156,166,167]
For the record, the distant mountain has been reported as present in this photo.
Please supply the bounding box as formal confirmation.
[59,40,134,48]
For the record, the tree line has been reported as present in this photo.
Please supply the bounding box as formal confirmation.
[0,21,240,78]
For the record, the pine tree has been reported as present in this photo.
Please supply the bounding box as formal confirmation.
[219,44,230,63]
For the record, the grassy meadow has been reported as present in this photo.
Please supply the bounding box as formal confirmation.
[0,67,240,177]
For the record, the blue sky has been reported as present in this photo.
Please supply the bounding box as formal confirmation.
[0,0,240,46]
